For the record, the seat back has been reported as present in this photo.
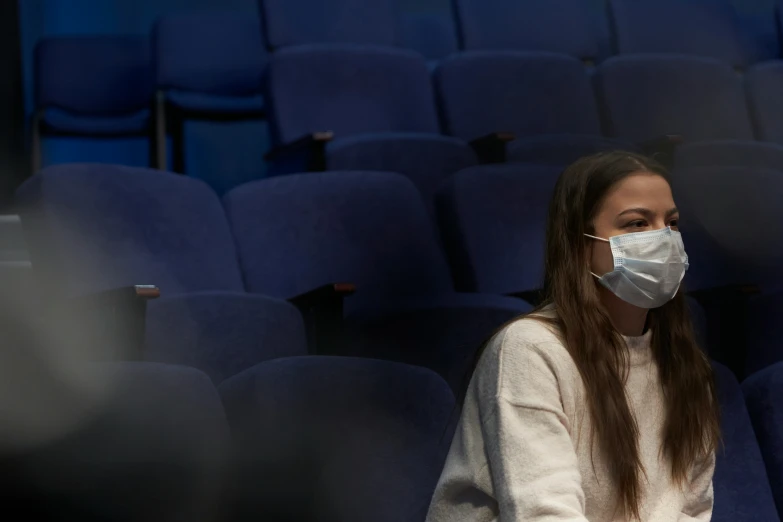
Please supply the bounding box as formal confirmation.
[223,171,454,311]
[265,44,439,145]
[452,0,600,61]
[747,62,783,146]
[712,360,780,521]
[397,11,459,62]
[1,362,231,521]
[609,0,752,68]
[673,166,783,293]
[744,362,783,518]
[437,164,560,295]
[35,36,153,116]
[153,10,267,97]
[15,163,244,297]
[435,51,601,141]
[259,0,396,49]
[597,55,754,142]
[219,356,455,522]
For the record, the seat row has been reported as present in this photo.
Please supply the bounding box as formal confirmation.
[16,161,783,383]
[4,320,783,521]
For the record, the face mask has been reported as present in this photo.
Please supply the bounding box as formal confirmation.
[584,227,689,309]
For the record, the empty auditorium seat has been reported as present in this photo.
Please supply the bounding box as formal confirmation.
[152,10,267,173]
[452,0,601,62]
[32,36,154,173]
[259,0,396,49]
[742,362,783,517]
[597,54,783,170]
[264,44,478,214]
[222,171,531,389]
[436,163,560,298]
[2,361,231,521]
[15,164,307,381]
[219,356,456,522]
[397,10,459,64]
[609,0,753,68]
[673,165,783,377]
[435,51,637,166]
[712,361,779,521]
[746,61,783,146]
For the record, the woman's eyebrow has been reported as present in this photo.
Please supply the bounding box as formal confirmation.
[617,207,651,218]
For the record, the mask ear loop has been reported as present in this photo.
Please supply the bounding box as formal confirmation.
[584,233,609,279]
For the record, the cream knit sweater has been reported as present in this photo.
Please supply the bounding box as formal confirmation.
[426,315,715,522]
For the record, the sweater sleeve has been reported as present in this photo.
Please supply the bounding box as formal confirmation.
[480,331,590,521]
[678,451,715,521]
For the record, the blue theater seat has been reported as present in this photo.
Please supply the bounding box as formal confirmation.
[451,0,601,62]
[15,164,307,382]
[435,51,637,167]
[436,163,560,297]
[609,0,753,68]
[32,36,154,173]
[597,54,783,171]
[743,363,783,518]
[673,165,783,378]
[2,361,231,521]
[222,171,531,390]
[712,361,779,521]
[219,356,456,522]
[152,10,267,174]
[264,44,479,216]
[259,0,396,49]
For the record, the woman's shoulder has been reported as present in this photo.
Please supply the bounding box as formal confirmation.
[475,312,579,400]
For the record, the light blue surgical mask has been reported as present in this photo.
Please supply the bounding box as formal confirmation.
[584,227,689,309]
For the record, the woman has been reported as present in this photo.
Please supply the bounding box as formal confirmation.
[426,152,720,521]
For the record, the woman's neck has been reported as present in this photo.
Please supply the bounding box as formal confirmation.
[597,286,648,336]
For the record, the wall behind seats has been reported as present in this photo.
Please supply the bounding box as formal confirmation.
[19,0,266,195]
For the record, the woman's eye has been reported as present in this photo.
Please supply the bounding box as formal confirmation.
[669,219,679,228]
[626,220,646,228]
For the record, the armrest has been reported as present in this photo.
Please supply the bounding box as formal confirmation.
[264,132,334,172]
[288,283,355,355]
[637,134,684,168]
[505,289,544,307]
[57,285,160,361]
[469,132,515,164]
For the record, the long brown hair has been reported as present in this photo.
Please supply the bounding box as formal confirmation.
[473,151,721,520]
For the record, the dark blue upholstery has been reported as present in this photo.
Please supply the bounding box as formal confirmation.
[266,44,439,145]
[222,170,531,386]
[223,171,455,310]
[326,133,477,217]
[218,356,456,522]
[742,363,783,518]
[146,292,307,384]
[434,51,636,164]
[259,0,396,49]
[598,55,754,143]
[436,52,601,141]
[4,362,231,521]
[747,62,783,146]
[609,0,752,68]
[14,164,305,381]
[712,361,779,521]
[436,164,561,295]
[673,166,783,293]
[675,140,783,171]
[745,292,783,376]
[451,0,600,61]
[153,10,266,114]
[34,36,153,134]
[16,163,244,297]
[397,11,459,62]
